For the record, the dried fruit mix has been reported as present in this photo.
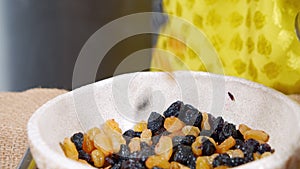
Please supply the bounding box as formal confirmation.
[60,101,274,168]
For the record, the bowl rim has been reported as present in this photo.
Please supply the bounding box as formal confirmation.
[27,71,300,169]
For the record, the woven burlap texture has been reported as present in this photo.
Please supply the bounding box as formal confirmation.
[0,88,67,169]
[0,88,299,169]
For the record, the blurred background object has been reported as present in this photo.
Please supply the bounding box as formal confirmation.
[152,0,300,94]
[0,0,162,91]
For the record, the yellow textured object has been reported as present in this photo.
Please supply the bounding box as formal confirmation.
[152,0,300,94]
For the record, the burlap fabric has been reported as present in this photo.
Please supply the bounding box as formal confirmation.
[0,88,67,169]
[0,88,299,169]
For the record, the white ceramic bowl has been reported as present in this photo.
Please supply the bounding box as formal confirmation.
[28,71,300,169]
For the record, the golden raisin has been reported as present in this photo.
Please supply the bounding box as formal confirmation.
[217,136,236,154]
[196,157,210,169]
[155,136,173,160]
[133,121,147,132]
[91,149,105,167]
[253,152,261,160]
[261,152,272,158]
[164,117,185,133]
[102,119,126,153]
[226,149,244,158]
[182,125,200,137]
[201,112,211,130]
[109,131,126,153]
[207,153,219,165]
[170,161,190,169]
[128,137,141,153]
[192,140,202,156]
[103,119,122,133]
[86,127,101,140]
[93,132,113,156]
[60,138,79,160]
[145,155,170,169]
[244,130,269,143]
[238,124,251,136]
[168,131,185,138]
[83,134,95,153]
[140,129,152,145]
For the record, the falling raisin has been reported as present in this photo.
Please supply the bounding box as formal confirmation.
[228,92,235,101]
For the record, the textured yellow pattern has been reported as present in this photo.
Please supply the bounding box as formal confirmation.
[152,0,300,94]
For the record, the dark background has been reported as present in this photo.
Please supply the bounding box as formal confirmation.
[0,0,164,91]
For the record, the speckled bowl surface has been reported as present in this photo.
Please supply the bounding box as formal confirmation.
[27,71,300,169]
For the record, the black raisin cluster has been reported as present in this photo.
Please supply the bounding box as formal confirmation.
[65,101,274,168]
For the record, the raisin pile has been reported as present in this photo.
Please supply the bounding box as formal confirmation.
[60,101,274,168]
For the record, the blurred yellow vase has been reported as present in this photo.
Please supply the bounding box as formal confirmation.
[152,0,300,94]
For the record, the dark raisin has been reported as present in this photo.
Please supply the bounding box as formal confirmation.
[181,135,196,146]
[134,132,142,138]
[118,144,130,161]
[229,157,245,167]
[105,155,119,165]
[244,152,254,162]
[222,123,237,138]
[172,136,185,147]
[235,130,244,141]
[140,142,150,149]
[186,154,196,169]
[121,159,145,169]
[70,132,84,150]
[218,132,226,143]
[172,145,194,166]
[123,129,135,144]
[233,139,244,150]
[147,112,165,134]
[244,139,259,153]
[210,117,224,143]
[178,104,202,127]
[153,127,168,136]
[163,101,184,118]
[212,153,231,167]
[201,137,216,156]
[78,149,92,164]
[129,151,140,161]
[257,143,272,154]
[139,142,154,163]
[207,113,216,126]
[111,161,122,169]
